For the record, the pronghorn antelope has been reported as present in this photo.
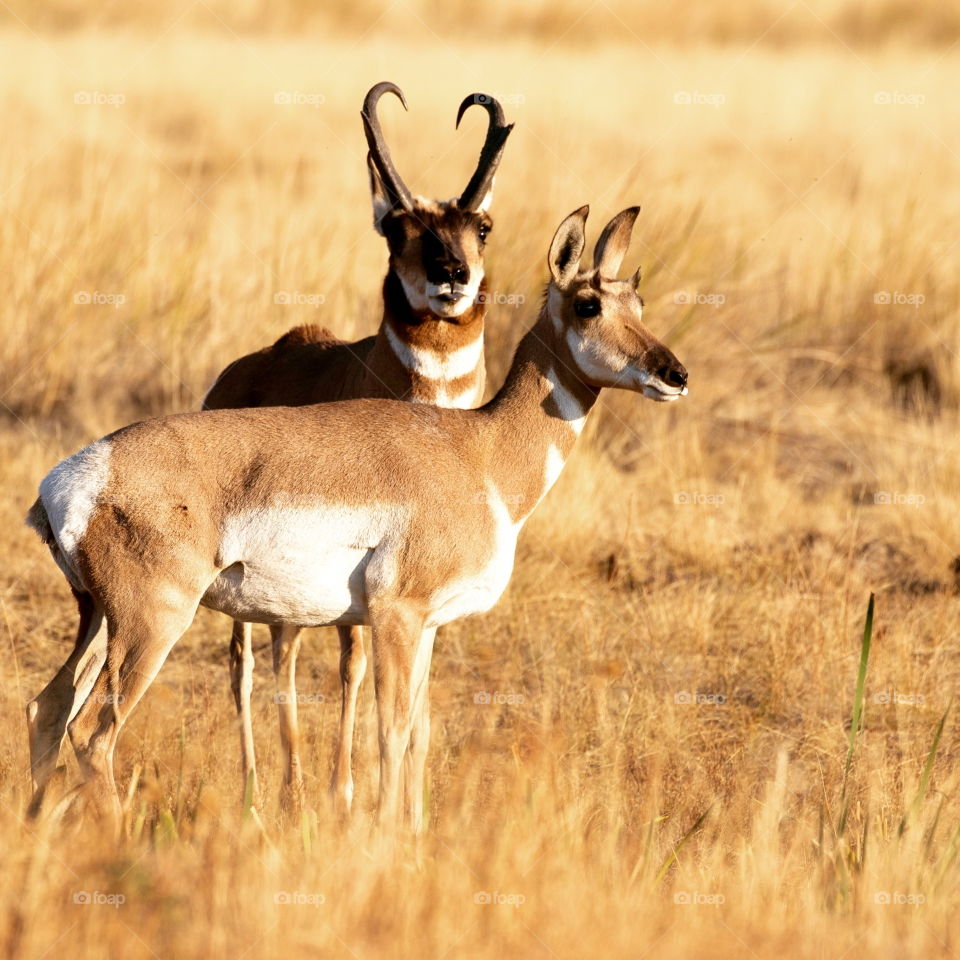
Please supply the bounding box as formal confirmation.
[204,83,511,813]
[203,82,511,814]
[25,81,512,821]
[25,204,687,831]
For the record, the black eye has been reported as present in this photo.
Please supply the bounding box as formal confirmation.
[478,225,490,243]
[574,298,601,318]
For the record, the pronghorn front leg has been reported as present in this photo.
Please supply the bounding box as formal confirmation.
[228,620,260,809]
[403,627,436,834]
[370,603,433,830]
[330,625,367,818]
[271,623,304,813]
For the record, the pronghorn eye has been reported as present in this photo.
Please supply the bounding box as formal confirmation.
[574,298,601,318]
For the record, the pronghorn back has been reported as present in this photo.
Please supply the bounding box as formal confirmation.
[203,273,488,412]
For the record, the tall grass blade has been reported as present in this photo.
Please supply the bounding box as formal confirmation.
[655,805,712,885]
[838,594,874,835]
[898,702,950,838]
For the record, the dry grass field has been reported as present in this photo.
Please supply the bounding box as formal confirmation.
[1,2,959,957]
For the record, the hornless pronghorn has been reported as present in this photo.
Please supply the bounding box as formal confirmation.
[202,82,512,813]
[25,205,687,831]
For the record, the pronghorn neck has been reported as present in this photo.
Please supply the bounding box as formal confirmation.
[482,304,600,524]
[374,271,486,408]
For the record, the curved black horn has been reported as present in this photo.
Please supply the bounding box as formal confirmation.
[455,94,514,212]
[361,82,414,213]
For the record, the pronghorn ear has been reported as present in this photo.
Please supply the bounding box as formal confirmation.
[593,206,640,277]
[548,205,589,288]
[476,181,495,213]
[367,153,393,236]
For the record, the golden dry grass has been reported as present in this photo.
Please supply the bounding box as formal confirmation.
[1,4,959,957]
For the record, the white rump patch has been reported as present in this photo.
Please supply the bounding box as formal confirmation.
[37,439,111,566]
[385,323,484,382]
[205,501,410,626]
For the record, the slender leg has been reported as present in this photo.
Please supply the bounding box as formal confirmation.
[403,627,436,833]
[228,621,260,807]
[370,605,432,830]
[26,590,108,817]
[271,623,304,813]
[329,625,367,818]
[66,594,197,830]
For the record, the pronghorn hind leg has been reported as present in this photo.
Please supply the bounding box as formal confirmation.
[330,625,367,819]
[229,620,261,809]
[26,590,107,819]
[66,593,198,832]
[369,604,433,831]
[271,623,304,816]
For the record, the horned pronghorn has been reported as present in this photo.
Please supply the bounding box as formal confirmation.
[25,204,687,831]
[203,83,511,813]
[24,81,513,821]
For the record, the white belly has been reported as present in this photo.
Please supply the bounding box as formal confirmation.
[202,502,408,626]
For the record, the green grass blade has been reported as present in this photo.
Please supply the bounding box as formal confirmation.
[898,702,950,838]
[839,594,874,835]
[655,805,712,885]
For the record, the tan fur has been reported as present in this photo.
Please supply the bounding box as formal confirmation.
[199,155,496,817]
[204,271,487,412]
[26,206,687,831]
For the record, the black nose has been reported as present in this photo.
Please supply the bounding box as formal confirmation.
[438,260,468,285]
[658,362,688,389]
